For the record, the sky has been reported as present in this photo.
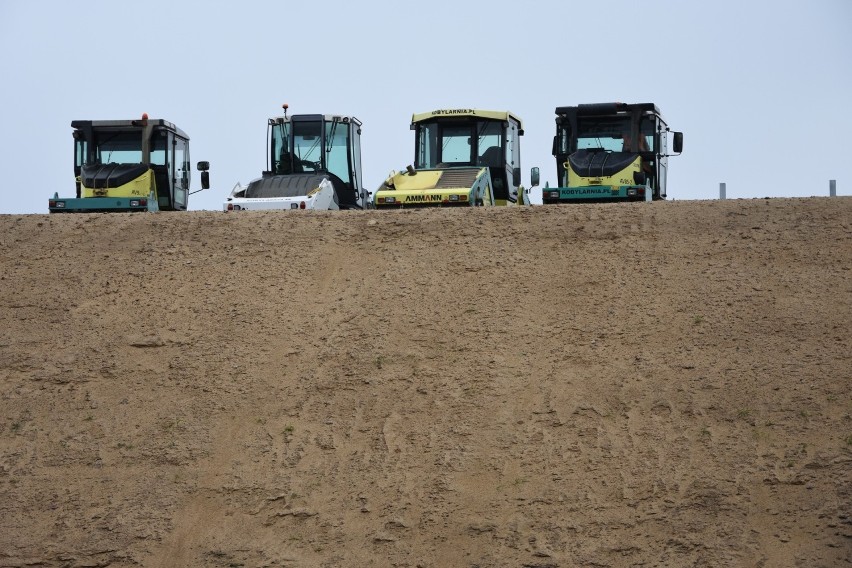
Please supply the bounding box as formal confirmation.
[0,0,849,213]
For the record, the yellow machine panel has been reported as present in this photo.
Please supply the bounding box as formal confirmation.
[375,167,494,207]
[391,171,444,191]
[81,169,155,198]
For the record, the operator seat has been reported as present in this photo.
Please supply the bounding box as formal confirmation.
[479,146,502,167]
[277,152,294,175]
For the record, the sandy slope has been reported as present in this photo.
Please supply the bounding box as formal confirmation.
[1,198,850,567]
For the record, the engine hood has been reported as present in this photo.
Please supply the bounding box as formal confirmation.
[245,173,328,198]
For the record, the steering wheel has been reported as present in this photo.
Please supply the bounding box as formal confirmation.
[298,159,321,172]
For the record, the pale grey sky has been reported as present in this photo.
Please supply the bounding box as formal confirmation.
[1,0,849,213]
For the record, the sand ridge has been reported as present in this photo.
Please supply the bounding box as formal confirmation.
[1,197,850,567]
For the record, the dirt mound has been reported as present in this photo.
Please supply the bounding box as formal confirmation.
[1,198,850,567]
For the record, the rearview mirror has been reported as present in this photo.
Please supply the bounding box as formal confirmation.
[672,132,683,154]
[530,167,540,188]
[197,161,210,190]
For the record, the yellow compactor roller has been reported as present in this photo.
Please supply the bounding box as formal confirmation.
[374,109,526,208]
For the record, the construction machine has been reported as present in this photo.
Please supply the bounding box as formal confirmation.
[374,109,525,208]
[48,115,209,213]
[224,105,369,211]
[535,102,682,204]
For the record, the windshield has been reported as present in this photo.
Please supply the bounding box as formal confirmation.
[570,117,655,152]
[416,119,503,169]
[91,129,144,165]
[293,120,323,172]
[271,119,352,180]
[270,120,324,174]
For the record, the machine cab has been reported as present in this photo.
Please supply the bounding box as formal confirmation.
[553,102,682,200]
[411,109,524,205]
[267,112,366,209]
[71,118,195,210]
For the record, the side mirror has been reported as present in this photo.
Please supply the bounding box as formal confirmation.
[672,132,683,154]
[197,162,210,190]
[530,167,540,188]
